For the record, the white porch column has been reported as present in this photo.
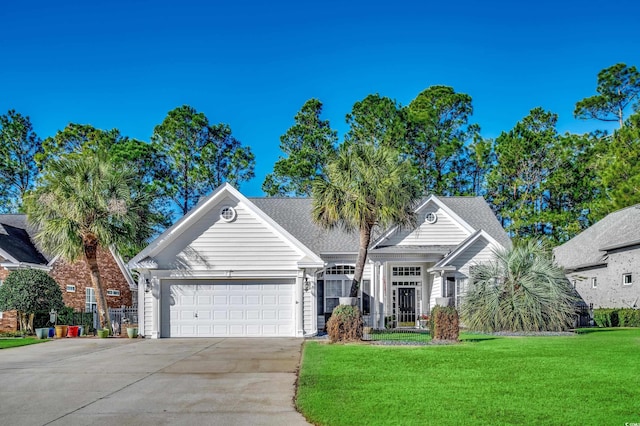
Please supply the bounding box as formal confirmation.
[377,262,385,328]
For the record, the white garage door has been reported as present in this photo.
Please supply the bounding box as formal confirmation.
[161,279,296,337]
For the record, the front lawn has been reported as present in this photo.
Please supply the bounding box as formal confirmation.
[297,329,640,425]
[0,337,46,349]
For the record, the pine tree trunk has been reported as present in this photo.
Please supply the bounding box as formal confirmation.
[84,238,112,332]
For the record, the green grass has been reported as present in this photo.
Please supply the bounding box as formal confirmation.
[0,337,46,349]
[297,328,640,425]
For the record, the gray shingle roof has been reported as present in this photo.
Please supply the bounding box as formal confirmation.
[250,195,510,255]
[250,198,360,254]
[438,197,512,248]
[0,215,49,265]
[554,204,640,270]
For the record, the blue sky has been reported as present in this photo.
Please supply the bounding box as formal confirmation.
[2,0,639,196]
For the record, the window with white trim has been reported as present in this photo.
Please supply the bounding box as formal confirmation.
[322,265,358,313]
[591,277,597,289]
[220,206,236,222]
[456,277,468,307]
[392,266,421,276]
[66,284,76,292]
[623,273,632,286]
[107,289,120,296]
[85,288,97,312]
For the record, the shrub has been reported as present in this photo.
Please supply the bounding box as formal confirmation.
[461,241,578,332]
[326,305,363,343]
[0,268,64,333]
[595,308,640,327]
[593,309,619,327]
[618,309,640,327]
[430,305,459,341]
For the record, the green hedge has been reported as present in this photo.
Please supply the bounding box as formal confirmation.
[593,308,640,327]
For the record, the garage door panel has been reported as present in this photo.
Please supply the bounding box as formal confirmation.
[213,295,227,305]
[162,280,295,337]
[213,309,228,320]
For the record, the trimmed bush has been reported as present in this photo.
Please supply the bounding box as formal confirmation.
[593,309,619,327]
[618,309,640,327]
[594,308,640,327]
[326,305,363,343]
[430,305,459,341]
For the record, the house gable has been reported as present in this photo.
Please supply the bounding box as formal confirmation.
[375,196,473,248]
[130,184,322,273]
[432,230,501,276]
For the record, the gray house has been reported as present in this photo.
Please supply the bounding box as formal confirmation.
[129,184,510,338]
[554,204,640,310]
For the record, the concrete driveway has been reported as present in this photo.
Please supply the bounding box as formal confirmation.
[0,337,309,425]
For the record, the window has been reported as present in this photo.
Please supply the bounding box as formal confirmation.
[85,288,97,312]
[326,265,355,275]
[107,289,120,296]
[456,278,468,307]
[66,284,76,292]
[322,265,358,313]
[220,206,236,222]
[623,273,633,286]
[444,276,456,298]
[392,266,421,276]
[591,277,597,289]
[325,279,343,312]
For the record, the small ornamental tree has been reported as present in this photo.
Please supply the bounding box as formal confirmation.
[0,269,64,333]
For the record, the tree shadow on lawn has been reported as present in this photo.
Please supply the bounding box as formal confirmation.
[573,327,631,335]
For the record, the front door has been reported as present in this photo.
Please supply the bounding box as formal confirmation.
[397,288,416,326]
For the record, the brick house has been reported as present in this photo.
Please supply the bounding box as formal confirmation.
[0,215,135,331]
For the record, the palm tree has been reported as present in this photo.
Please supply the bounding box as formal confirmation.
[312,143,421,297]
[460,240,578,332]
[24,152,148,331]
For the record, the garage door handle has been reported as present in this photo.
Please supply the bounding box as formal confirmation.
[194,313,198,318]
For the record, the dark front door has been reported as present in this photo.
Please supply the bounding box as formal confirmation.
[398,288,416,325]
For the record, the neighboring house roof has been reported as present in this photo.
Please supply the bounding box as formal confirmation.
[0,215,48,265]
[0,215,134,287]
[554,203,640,270]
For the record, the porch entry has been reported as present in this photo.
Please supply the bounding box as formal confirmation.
[391,266,423,327]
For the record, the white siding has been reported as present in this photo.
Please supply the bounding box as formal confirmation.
[303,285,314,335]
[143,290,153,337]
[384,205,470,246]
[154,198,305,271]
[449,238,497,277]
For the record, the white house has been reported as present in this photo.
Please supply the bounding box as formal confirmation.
[128,183,510,338]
